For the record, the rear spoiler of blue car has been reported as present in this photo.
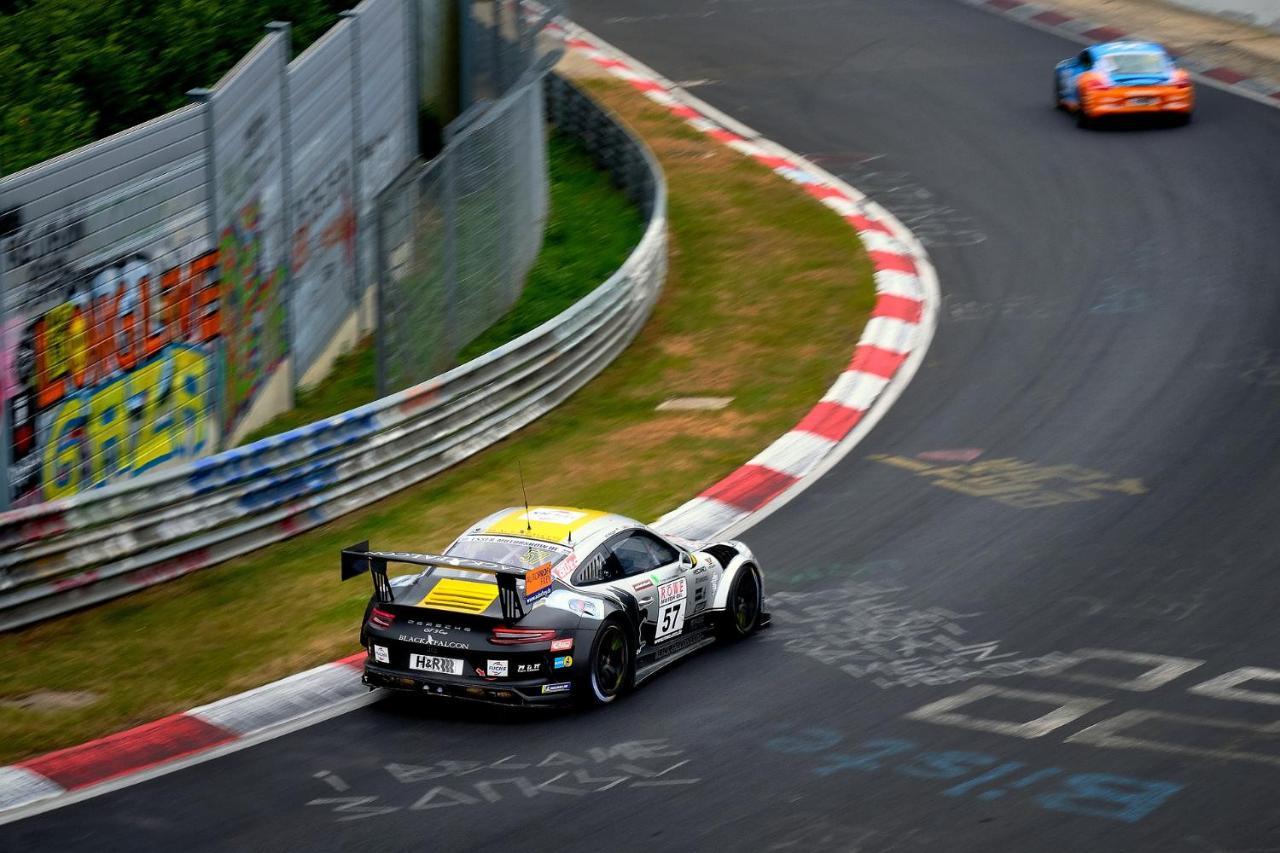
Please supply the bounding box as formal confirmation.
[340,541,554,621]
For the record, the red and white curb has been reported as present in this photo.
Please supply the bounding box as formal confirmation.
[0,25,940,823]
[565,27,942,541]
[960,0,1280,107]
[0,654,371,821]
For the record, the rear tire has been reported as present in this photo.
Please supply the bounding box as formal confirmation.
[582,619,632,705]
[1075,96,1093,129]
[718,567,762,640]
[1172,111,1192,127]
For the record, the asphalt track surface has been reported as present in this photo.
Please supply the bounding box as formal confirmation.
[8,1,1280,850]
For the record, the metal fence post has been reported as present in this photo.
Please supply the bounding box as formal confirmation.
[266,21,297,397]
[491,1,505,94]
[443,153,460,358]
[375,191,389,396]
[187,87,227,449]
[0,226,9,510]
[406,0,422,158]
[341,10,367,333]
[458,0,473,110]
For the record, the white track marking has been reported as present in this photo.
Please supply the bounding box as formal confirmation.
[1067,710,1280,767]
[904,685,1109,739]
[1056,648,1206,692]
[1189,667,1280,706]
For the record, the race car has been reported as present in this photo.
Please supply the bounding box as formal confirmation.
[342,506,768,707]
[1054,41,1194,127]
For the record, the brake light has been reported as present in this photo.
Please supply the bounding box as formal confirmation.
[490,627,558,645]
[1172,71,1191,89]
[1082,76,1109,91]
[369,608,396,629]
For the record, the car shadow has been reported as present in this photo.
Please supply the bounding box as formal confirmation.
[1073,112,1193,132]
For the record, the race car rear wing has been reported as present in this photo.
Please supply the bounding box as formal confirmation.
[340,541,553,621]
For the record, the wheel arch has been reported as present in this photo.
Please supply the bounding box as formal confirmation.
[712,551,764,612]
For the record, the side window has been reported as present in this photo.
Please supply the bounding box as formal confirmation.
[1078,49,1092,68]
[611,534,661,577]
[639,532,680,567]
[573,549,623,586]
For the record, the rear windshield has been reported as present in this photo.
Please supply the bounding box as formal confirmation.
[1102,53,1167,75]
[445,534,571,570]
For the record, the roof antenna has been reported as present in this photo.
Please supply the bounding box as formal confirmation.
[517,459,532,531]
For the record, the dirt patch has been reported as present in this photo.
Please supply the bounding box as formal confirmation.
[0,690,100,712]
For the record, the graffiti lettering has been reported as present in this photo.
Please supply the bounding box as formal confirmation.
[5,244,221,504]
[219,199,288,434]
[1,208,88,304]
[40,345,213,499]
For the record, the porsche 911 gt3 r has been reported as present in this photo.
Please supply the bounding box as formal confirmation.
[1055,41,1194,127]
[342,506,768,706]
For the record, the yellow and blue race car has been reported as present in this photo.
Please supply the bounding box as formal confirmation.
[343,506,768,707]
[1055,41,1194,127]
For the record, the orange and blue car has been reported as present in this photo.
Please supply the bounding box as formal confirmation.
[1055,41,1194,127]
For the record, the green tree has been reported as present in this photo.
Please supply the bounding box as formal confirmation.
[0,0,349,175]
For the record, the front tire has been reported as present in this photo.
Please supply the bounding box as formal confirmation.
[718,566,762,640]
[583,619,632,705]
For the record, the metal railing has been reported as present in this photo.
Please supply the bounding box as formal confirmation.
[0,76,666,631]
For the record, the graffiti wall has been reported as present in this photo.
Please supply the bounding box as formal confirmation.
[210,30,292,435]
[0,3,417,508]
[218,200,289,436]
[0,104,215,506]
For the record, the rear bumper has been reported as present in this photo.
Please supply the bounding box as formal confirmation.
[1083,87,1194,116]
[362,662,575,706]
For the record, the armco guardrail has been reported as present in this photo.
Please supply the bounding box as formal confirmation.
[0,76,666,631]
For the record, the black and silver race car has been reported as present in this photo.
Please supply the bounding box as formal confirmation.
[342,505,768,706]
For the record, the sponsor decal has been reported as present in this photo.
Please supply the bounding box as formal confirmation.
[632,579,655,592]
[398,633,469,649]
[541,682,572,694]
[528,508,585,524]
[404,619,473,633]
[487,659,509,677]
[524,561,553,605]
[516,662,542,674]
[552,552,578,581]
[551,637,574,653]
[656,578,689,643]
[653,631,704,661]
[554,655,574,669]
[373,645,390,664]
[568,598,598,617]
[658,577,687,606]
[409,654,464,675]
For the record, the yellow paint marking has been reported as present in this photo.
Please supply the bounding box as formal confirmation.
[870,455,1147,509]
[418,578,499,614]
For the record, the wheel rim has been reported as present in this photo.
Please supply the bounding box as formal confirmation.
[593,625,627,697]
[733,572,759,633]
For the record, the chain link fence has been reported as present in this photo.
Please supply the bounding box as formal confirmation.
[376,0,566,393]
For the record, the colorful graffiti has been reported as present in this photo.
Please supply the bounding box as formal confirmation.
[5,249,222,503]
[219,199,289,435]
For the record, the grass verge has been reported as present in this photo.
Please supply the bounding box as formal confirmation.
[239,132,646,445]
[0,73,875,763]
